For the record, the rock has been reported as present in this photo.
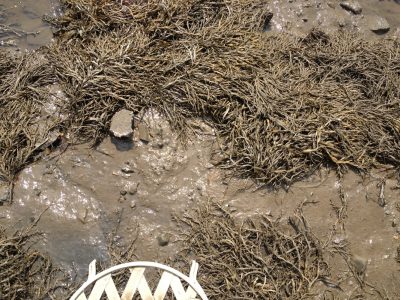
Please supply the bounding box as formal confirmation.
[351,255,367,275]
[120,190,127,196]
[137,123,150,143]
[340,1,362,15]
[0,184,9,203]
[367,15,390,34]
[125,182,139,195]
[157,233,171,247]
[121,163,134,174]
[130,199,136,208]
[110,109,134,138]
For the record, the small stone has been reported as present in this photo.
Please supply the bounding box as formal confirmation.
[130,200,136,208]
[351,255,367,275]
[340,1,362,15]
[367,15,390,34]
[110,109,134,139]
[120,190,127,196]
[121,164,134,174]
[125,182,139,195]
[137,123,150,143]
[157,233,171,247]
[77,207,88,224]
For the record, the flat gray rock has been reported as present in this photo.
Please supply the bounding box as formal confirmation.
[340,1,362,15]
[110,109,134,138]
[368,15,390,34]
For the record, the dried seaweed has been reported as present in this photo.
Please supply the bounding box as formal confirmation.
[174,203,330,299]
[2,0,400,188]
[0,226,73,299]
[0,51,61,183]
[44,0,400,188]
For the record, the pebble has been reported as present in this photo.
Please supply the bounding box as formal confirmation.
[120,190,127,196]
[340,1,362,15]
[157,233,171,247]
[110,109,134,138]
[130,200,136,208]
[125,182,139,195]
[121,164,134,174]
[367,15,390,34]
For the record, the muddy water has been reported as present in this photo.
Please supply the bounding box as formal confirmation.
[0,0,58,49]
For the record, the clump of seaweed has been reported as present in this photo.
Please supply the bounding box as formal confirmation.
[0,51,61,183]
[45,0,400,187]
[2,0,400,188]
[0,226,73,299]
[174,203,329,299]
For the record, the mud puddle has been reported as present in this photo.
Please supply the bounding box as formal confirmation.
[0,0,59,49]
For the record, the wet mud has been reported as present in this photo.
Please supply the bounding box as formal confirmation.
[0,112,214,277]
[0,0,400,298]
[267,0,400,38]
[1,111,400,296]
[0,0,58,49]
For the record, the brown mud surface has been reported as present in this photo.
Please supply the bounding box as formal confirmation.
[267,0,400,38]
[2,112,400,298]
[1,0,400,299]
[0,0,58,49]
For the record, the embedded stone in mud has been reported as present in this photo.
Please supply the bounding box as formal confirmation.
[368,15,390,34]
[340,1,362,15]
[110,109,134,139]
